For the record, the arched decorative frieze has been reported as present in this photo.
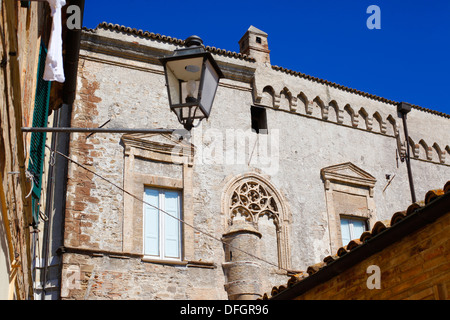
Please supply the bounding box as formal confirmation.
[327,100,338,123]
[418,139,432,161]
[254,82,446,161]
[343,104,358,127]
[221,173,291,270]
[386,114,398,136]
[312,96,326,120]
[261,85,275,108]
[409,137,420,158]
[297,92,309,115]
[280,87,294,112]
[432,143,446,164]
[373,112,387,134]
[358,108,373,131]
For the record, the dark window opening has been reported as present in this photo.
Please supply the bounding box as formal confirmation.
[256,36,262,44]
[251,106,268,134]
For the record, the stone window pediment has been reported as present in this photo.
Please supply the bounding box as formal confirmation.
[321,162,376,195]
[121,133,194,165]
[321,162,377,253]
[121,133,195,261]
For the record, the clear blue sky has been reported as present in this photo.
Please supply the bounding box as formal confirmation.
[83,0,450,116]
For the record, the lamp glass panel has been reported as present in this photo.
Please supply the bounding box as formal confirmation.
[180,80,200,104]
[199,59,220,117]
[165,66,180,105]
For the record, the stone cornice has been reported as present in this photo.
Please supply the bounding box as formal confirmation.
[80,29,257,83]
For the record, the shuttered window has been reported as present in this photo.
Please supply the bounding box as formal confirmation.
[340,217,367,246]
[143,187,182,260]
[28,43,51,226]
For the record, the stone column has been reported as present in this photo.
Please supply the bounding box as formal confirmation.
[222,221,262,300]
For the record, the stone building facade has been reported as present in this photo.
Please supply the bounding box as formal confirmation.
[59,23,450,299]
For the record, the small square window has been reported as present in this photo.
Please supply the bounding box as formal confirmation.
[251,106,268,134]
[256,37,262,44]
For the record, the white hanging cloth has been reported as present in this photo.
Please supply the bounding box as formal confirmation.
[43,0,66,83]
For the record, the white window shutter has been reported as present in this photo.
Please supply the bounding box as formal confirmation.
[352,219,366,240]
[164,191,181,258]
[340,218,351,246]
[144,189,160,256]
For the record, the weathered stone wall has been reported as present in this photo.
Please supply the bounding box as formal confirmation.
[60,25,450,299]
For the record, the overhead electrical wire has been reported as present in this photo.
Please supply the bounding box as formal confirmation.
[47,145,293,273]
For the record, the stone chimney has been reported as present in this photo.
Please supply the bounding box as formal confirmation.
[238,25,270,64]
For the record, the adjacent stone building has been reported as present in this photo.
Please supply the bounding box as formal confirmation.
[1,1,50,300]
[1,0,86,300]
[58,23,450,299]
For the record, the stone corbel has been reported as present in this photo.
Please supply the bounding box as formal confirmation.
[426,147,433,161]
[412,144,420,158]
[366,117,373,131]
[252,78,262,104]
[306,101,314,115]
[337,110,344,124]
[290,96,298,112]
[273,94,281,109]
[380,121,387,134]
[352,114,359,127]
[322,106,329,120]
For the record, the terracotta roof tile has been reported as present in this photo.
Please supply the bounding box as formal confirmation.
[323,255,339,265]
[287,272,308,287]
[371,221,388,236]
[406,201,425,216]
[444,181,450,193]
[83,22,256,62]
[425,189,445,204]
[306,262,325,276]
[359,231,372,243]
[390,211,407,226]
[337,247,349,257]
[347,239,363,251]
[262,180,450,300]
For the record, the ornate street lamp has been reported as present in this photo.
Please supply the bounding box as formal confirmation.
[23,36,224,135]
[159,35,224,131]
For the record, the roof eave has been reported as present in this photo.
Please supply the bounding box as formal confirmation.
[271,191,450,300]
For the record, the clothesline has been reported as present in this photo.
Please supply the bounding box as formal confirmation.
[43,0,66,83]
[19,0,67,82]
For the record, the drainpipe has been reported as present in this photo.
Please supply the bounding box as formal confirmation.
[397,102,416,204]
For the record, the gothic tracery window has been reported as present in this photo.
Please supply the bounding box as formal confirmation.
[222,174,291,270]
[229,180,280,228]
